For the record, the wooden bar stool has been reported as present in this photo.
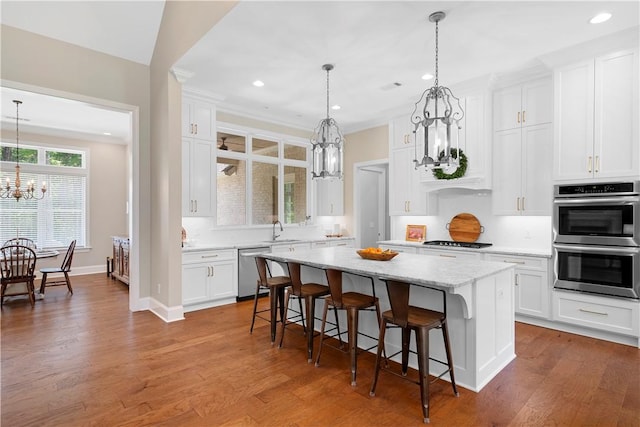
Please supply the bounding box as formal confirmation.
[279,262,332,362]
[315,268,383,386]
[369,279,458,424]
[250,256,293,344]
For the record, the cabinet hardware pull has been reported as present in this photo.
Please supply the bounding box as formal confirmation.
[515,274,519,286]
[194,200,198,212]
[337,243,347,246]
[504,260,526,264]
[522,197,525,211]
[201,255,219,258]
[439,254,456,258]
[516,197,520,211]
[190,124,194,134]
[587,156,592,173]
[211,266,214,276]
[330,203,333,214]
[522,110,526,123]
[595,156,599,173]
[194,124,198,134]
[517,111,520,124]
[407,201,410,212]
[578,308,608,316]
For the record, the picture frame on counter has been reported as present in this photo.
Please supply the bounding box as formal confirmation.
[405,224,426,242]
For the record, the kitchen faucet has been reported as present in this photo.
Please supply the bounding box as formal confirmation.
[272,220,283,241]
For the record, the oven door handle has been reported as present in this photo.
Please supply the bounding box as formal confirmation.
[553,243,640,255]
[553,196,640,205]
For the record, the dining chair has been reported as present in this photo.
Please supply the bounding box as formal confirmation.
[3,237,36,250]
[1,245,38,307]
[39,240,76,295]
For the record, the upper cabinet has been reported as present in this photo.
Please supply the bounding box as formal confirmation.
[316,178,344,216]
[554,49,639,182]
[182,97,216,142]
[492,77,553,215]
[493,78,553,132]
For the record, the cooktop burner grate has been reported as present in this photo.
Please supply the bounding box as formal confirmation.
[423,240,493,249]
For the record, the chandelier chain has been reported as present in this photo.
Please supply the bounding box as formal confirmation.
[326,67,330,119]
[434,19,439,87]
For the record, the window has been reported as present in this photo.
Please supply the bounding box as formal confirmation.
[216,125,309,227]
[0,142,87,249]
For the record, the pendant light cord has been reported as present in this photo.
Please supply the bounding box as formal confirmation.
[326,67,330,119]
[434,19,439,87]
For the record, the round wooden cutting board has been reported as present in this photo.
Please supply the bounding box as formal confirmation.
[448,213,482,242]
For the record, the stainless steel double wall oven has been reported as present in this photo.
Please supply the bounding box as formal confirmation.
[553,181,640,299]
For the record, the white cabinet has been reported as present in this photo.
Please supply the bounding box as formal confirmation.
[419,247,483,260]
[378,243,418,254]
[182,97,216,141]
[487,254,550,319]
[493,78,552,131]
[270,242,311,275]
[316,178,343,216]
[492,123,553,215]
[312,238,354,249]
[182,249,238,312]
[552,290,639,338]
[492,77,552,216]
[554,49,639,182]
[182,138,214,216]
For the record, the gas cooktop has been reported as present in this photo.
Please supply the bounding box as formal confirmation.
[424,240,493,249]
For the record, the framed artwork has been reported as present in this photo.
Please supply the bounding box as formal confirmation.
[406,224,426,242]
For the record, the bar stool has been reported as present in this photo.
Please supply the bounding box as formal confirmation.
[315,268,383,386]
[250,256,294,344]
[279,262,332,362]
[369,279,458,424]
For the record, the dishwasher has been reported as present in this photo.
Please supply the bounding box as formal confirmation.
[237,247,271,301]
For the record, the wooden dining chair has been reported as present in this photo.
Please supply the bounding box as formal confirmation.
[1,245,38,307]
[39,240,76,295]
[3,237,36,250]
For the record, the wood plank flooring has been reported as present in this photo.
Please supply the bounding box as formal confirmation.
[1,273,639,426]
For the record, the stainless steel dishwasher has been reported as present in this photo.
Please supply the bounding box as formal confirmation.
[237,247,271,301]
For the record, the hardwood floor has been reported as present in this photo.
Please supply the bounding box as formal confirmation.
[2,273,638,426]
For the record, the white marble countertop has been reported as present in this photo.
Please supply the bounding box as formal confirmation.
[182,236,355,253]
[378,239,552,258]
[263,246,515,290]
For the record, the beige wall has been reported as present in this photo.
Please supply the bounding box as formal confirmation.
[1,24,151,299]
[343,125,389,234]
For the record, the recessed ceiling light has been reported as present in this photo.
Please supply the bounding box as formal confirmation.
[590,12,612,24]
[331,105,341,110]
[422,73,434,80]
[103,132,112,136]
[253,80,264,87]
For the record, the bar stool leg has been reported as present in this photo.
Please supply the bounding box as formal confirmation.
[347,306,359,386]
[314,301,330,367]
[305,295,316,362]
[401,327,411,376]
[441,320,459,396]
[369,318,388,397]
[416,327,430,424]
[250,280,261,334]
[269,286,280,344]
[278,288,292,349]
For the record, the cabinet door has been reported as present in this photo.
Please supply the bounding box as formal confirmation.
[553,60,595,181]
[493,85,522,131]
[211,262,236,299]
[390,116,414,149]
[515,268,549,318]
[418,248,482,260]
[460,94,486,179]
[492,129,522,215]
[316,178,344,216]
[521,78,552,127]
[182,263,210,305]
[182,101,192,137]
[189,140,214,216]
[191,102,216,142]
[594,49,639,179]
[389,147,427,215]
[521,124,553,215]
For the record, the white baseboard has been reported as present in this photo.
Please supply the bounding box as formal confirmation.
[149,297,185,323]
[35,264,107,280]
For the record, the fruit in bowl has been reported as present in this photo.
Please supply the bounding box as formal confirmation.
[356,247,399,261]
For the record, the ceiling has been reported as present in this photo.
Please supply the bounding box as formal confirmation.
[1,1,639,142]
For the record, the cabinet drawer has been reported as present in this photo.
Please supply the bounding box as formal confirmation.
[419,248,482,260]
[379,244,417,254]
[183,249,236,264]
[553,291,639,337]
[487,254,546,270]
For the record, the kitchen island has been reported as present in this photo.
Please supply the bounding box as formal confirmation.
[264,246,516,392]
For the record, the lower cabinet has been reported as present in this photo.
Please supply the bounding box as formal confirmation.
[487,254,550,319]
[182,249,237,312]
[420,247,483,260]
[311,238,355,249]
[378,243,418,254]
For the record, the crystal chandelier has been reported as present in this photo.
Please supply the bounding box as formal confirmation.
[411,11,464,171]
[311,64,344,180]
[1,100,47,201]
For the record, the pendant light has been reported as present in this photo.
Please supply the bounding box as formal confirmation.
[411,11,464,171]
[311,64,344,180]
[1,100,47,201]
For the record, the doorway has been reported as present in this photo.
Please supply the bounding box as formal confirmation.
[354,160,389,248]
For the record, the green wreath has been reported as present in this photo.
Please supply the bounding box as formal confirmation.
[432,148,467,180]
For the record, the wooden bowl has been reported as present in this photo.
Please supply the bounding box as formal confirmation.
[356,249,399,261]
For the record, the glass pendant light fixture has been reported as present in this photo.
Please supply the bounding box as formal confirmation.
[1,100,47,201]
[411,11,464,171]
[311,64,344,180]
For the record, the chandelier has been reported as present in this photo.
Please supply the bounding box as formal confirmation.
[311,64,344,180]
[1,100,46,201]
[411,11,464,171]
